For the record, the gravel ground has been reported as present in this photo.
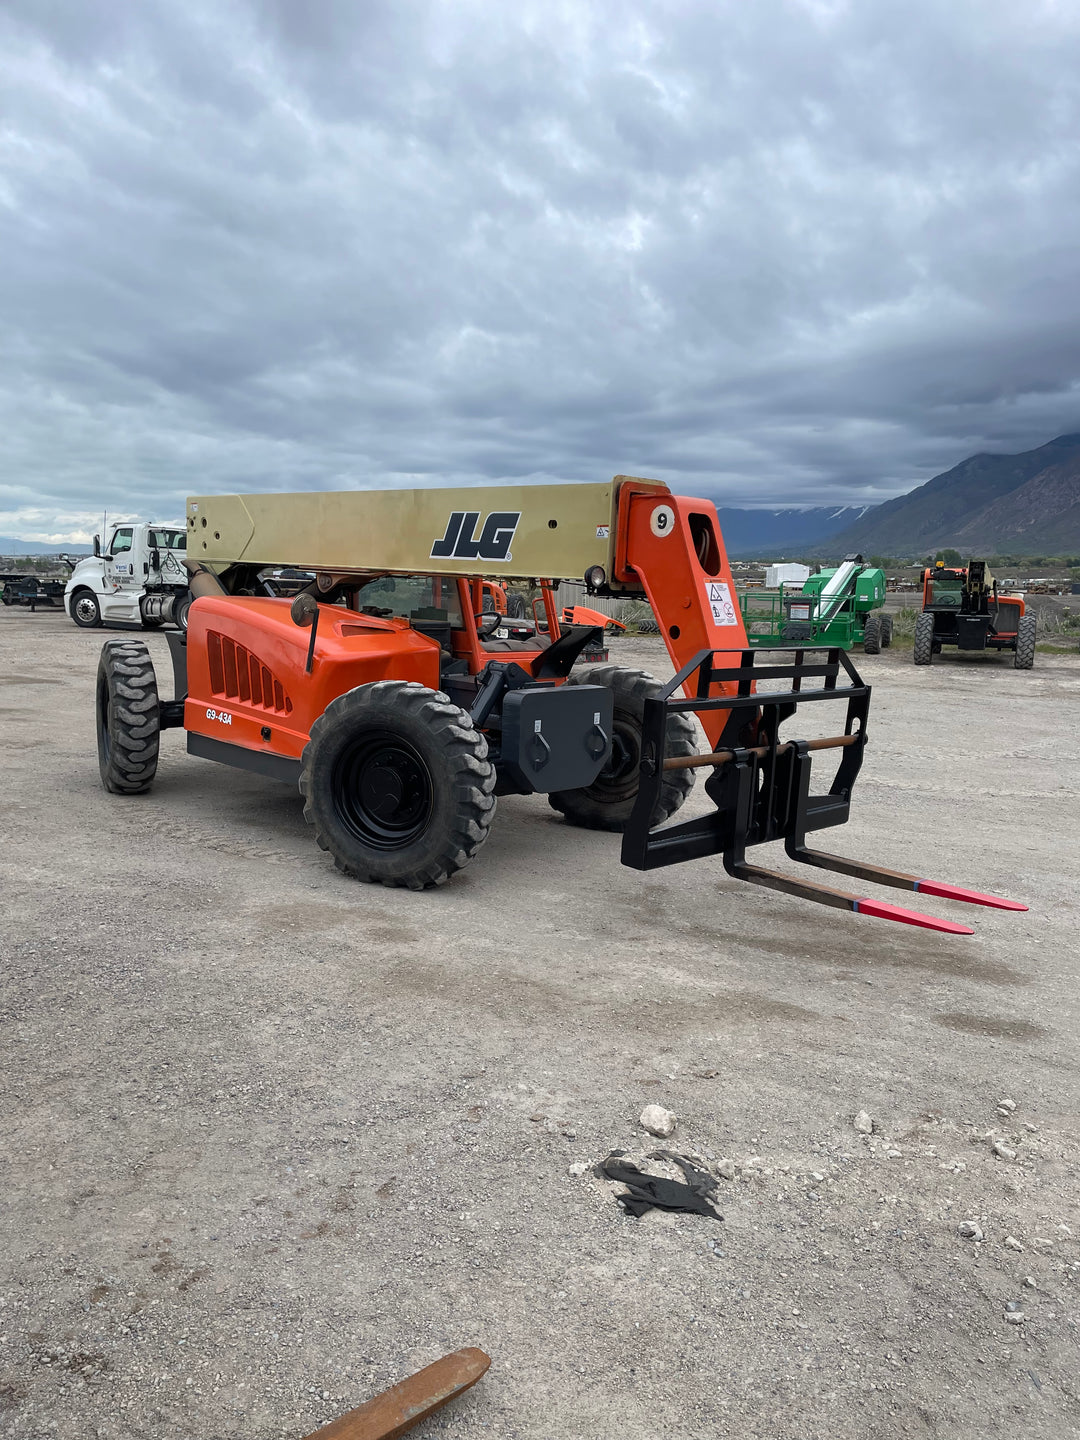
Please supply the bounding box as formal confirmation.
[2,606,1079,1440]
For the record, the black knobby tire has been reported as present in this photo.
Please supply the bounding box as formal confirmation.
[548,664,696,832]
[96,639,161,794]
[299,681,496,889]
[71,589,102,628]
[880,614,894,648]
[913,612,935,666]
[862,616,881,655]
[1014,614,1036,670]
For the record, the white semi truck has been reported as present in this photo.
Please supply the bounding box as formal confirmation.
[64,521,192,630]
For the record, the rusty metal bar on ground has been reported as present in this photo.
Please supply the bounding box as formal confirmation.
[662,732,861,773]
[299,1347,490,1440]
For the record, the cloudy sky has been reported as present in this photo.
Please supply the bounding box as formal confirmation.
[2,0,1079,540]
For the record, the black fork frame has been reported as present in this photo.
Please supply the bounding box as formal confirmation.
[621,646,870,892]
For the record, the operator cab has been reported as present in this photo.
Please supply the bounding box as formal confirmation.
[342,572,552,666]
[925,570,965,607]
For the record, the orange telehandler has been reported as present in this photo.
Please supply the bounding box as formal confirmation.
[93,476,1024,933]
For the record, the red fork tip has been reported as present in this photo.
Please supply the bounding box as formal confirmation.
[915,880,1028,912]
[854,897,975,935]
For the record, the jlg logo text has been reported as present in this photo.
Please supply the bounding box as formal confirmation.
[431,511,520,562]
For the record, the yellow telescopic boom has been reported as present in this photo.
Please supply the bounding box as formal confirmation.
[186,479,665,586]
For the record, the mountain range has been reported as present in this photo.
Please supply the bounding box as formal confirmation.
[712,506,872,557]
[716,433,1080,559]
[826,433,1080,558]
[0,538,92,557]
[5,433,1080,562]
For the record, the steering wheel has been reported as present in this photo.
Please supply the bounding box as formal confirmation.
[475,612,503,638]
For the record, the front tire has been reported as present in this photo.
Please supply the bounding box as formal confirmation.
[299,681,496,889]
[549,665,696,831]
[96,639,160,794]
[862,616,881,655]
[880,614,893,648]
[1014,614,1036,669]
[913,613,935,665]
[71,589,102,628]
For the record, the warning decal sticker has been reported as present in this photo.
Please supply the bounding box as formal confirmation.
[705,580,738,627]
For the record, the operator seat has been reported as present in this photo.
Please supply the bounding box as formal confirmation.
[480,636,551,652]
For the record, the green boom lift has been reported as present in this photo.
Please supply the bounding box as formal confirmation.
[739,556,891,653]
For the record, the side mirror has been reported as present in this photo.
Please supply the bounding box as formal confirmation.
[93,535,101,557]
[290,591,319,628]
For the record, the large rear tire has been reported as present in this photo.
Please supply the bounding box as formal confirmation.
[862,616,881,655]
[299,681,496,889]
[71,589,102,629]
[913,613,935,666]
[548,665,696,832]
[880,614,893,648]
[1014,614,1036,669]
[96,639,160,794]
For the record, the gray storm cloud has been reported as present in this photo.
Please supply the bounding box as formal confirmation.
[1,0,1079,539]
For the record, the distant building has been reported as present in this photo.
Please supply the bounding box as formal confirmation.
[765,563,811,589]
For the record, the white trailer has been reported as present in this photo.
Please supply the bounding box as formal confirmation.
[65,522,191,630]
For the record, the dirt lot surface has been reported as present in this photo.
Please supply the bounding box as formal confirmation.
[2,607,1079,1440]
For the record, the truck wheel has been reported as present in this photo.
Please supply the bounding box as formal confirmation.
[913,613,935,666]
[1014,614,1036,669]
[548,665,696,832]
[880,614,894,648]
[71,589,102,628]
[174,594,192,631]
[96,639,160,794]
[300,681,496,889]
[862,616,881,655]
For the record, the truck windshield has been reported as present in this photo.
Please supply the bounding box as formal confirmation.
[148,529,186,550]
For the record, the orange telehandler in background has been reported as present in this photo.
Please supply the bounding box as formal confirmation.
[913,559,1036,667]
[93,476,1025,933]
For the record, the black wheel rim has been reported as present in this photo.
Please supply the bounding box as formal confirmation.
[332,732,434,850]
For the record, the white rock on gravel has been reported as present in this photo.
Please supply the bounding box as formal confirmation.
[853,1110,873,1134]
[992,1141,1017,1161]
[639,1104,677,1138]
[958,1221,983,1241]
[1004,1235,1024,1251]
[716,1158,737,1181]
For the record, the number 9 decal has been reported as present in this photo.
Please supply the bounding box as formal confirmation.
[650,504,675,538]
